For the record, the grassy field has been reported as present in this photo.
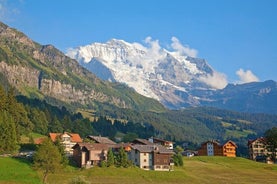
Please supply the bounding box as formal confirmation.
[0,157,41,184]
[1,156,277,184]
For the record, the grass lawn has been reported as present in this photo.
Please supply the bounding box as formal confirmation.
[0,157,41,184]
[47,156,277,184]
[1,156,277,184]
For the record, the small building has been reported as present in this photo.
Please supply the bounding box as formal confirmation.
[148,137,174,150]
[222,140,237,157]
[72,143,109,168]
[129,144,174,171]
[49,132,82,156]
[248,137,268,162]
[198,140,223,156]
[198,140,237,157]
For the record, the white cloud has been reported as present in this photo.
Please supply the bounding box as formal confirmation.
[143,36,164,59]
[171,37,198,57]
[236,68,259,83]
[199,71,228,89]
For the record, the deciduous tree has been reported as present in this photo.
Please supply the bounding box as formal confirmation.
[33,138,62,183]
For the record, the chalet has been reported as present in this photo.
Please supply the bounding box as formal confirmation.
[248,137,269,162]
[222,140,237,157]
[198,140,237,157]
[148,137,174,150]
[72,143,109,168]
[129,144,174,171]
[87,135,116,145]
[198,140,222,156]
[49,132,82,156]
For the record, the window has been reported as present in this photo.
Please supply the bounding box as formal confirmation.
[144,153,147,156]
[144,159,147,162]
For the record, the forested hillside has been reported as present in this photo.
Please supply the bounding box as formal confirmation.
[1,84,277,156]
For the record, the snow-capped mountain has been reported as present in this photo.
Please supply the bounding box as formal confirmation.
[66,38,226,109]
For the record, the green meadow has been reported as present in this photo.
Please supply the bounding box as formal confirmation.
[0,157,41,184]
[1,156,277,184]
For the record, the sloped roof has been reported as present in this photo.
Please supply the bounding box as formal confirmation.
[201,140,220,146]
[72,142,109,151]
[87,135,116,145]
[131,144,174,154]
[132,138,154,145]
[49,132,82,143]
[151,137,173,144]
[33,137,47,144]
[248,137,267,146]
[223,140,238,148]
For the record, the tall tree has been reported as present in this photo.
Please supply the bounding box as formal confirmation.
[6,88,33,138]
[33,138,62,184]
[54,138,68,166]
[0,85,6,110]
[265,127,277,163]
[29,108,48,135]
[0,111,19,154]
[116,147,128,168]
[107,148,115,167]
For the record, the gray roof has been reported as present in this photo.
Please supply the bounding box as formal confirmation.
[73,142,109,151]
[87,136,116,145]
[131,144,174,154]
[132,138,154,145]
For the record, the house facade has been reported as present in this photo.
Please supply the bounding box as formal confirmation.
[198,140,237,157]
[222,141,237,157]
[129,144,174,171]
[248,137,268,162]
[198,140,223,156]
[72,143,109,168]
[49,132,82,156]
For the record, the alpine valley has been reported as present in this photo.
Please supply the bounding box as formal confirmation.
[1,21,277,155]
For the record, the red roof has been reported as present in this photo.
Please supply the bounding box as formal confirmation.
[33,137,47,144]
[49,132,82,143]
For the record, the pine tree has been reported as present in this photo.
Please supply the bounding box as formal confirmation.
[116,147,128,168]
[107,148,115,167]
[0,111,19,154]
[6,88,33,139]
[265,127,277,163]
[0,85,6,110]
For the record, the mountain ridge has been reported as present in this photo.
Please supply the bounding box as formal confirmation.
[0,21,165,112]
[67,39,277,114]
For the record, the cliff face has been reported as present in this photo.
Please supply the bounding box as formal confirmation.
[0,22,164,111]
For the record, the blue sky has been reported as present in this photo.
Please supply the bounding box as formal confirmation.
[1,0,276,83]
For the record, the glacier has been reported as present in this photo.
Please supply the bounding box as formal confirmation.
[66,38,227,108]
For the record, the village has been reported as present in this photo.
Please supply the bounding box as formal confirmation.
[29,131,275,171]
